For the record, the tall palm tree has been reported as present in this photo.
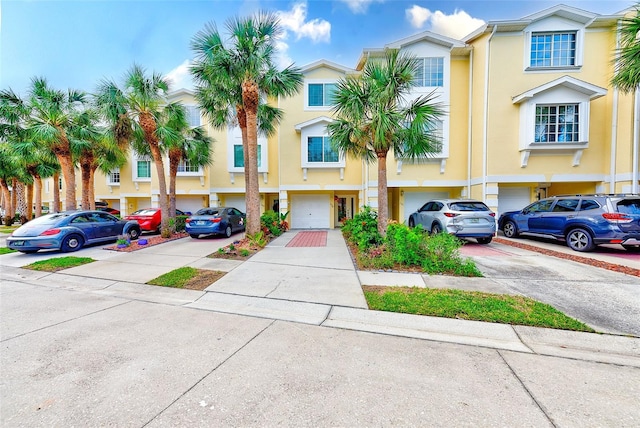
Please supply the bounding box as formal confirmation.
[0,143,23,224]
[157,102,213,217]
[612,4,640,93]
[190,13,303,234]
[327,50,445,235]
[96,64,173,236]
[27,78,87,211]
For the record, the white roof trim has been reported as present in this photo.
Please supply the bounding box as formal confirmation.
[384,31,467,50]
[294,116,334,132]
[301,60,354,74]
[512,76,607,104]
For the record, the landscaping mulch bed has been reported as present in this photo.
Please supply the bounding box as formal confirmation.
[104,232,189,252]
[180,270,226,291]
[208,237,268,261]
[494,237,640,278]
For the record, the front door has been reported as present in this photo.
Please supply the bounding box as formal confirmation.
[336,196,355,227]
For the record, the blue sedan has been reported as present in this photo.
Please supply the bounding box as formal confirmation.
[6,210,141,253]
[185,207,245,238]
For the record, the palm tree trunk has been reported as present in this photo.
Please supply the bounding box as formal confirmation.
[0,178,12,225]
[15,181,27,223]
[53,172,61,213]
[168,149,180,218]
[26,183,34,220]
[10,178,17,218]
[55,153,76,211]
[377,151,389,236]
[34,175,42,217]
[242,81,261,235]
[80,159,92,210]
[89,166,97,210]
[237,105,252,224]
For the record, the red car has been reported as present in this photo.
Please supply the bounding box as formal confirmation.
[97,207,121,216]
[123,208,188,232]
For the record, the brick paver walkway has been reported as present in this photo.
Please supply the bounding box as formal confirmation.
[286,231,328,247]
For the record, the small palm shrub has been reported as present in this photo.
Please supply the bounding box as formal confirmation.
[341,206,383,251]
[260,210,283,237]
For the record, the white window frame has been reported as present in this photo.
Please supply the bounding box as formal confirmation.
[133,155,152,182]
[304,79,338,111]
[414,57,444,88]
[226,126,268,173]
[177,160,203,176]
[107,167,121,185]
[519,98,590,151]
[299,122,345,169]
[523,19,584,72]
[184,105,201,128]
[400,119,445,159]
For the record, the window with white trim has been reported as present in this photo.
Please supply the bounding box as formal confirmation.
[233,145,262,168]
[185,105,201,127]
[177,160,201,174]
[530,32,576,68]
[107,168,120,185]
[305,81,337,110]
[307,136,339,163]
[535,104,579,143]
[134,155,151,180]
[414,57,444,87]
[401,119,444,158]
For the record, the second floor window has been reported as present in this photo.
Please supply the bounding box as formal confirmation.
[530,32,576,68]
[307,136,339,163]
[136,158,151,179]
[414,57,443,87]
[108,168,120,184]
[177,160,200,173]
[233,144,262,168]
[535,104,579,143]
[185,105,201,127]
[308,83,336,107]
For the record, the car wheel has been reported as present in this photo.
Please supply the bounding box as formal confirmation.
[566,228,595,252]
[622,245,640,252]
[431,223,442,234]
[128,227,140,240]
[224,225,232,238]
[502,220,519,238]
[477,237,492,244]
[408,217,415,228]
[189,234,199,239]
[61,234,84,252]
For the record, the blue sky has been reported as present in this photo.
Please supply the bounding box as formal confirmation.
[0,0,634,95]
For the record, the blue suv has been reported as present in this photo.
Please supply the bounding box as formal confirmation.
[498,194,640,252]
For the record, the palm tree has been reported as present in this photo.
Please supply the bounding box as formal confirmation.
[27,78,87,211]
[327,50,445,235]
[157,102,213,217]
[190,13,303,235]
[0,144,23,224]
[612,4,640,93]
[96,64,173,236]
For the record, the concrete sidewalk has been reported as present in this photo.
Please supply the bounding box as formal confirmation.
[2,229,640,426]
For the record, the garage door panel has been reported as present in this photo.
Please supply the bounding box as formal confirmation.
[498,188,530,216]
[291,194,330,229]
[224,196,246,213]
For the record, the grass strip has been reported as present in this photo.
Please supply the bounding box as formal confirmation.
[26,256,94,272]
[0,247,16,255]
[363,286,595,332]
[147,266,200,288]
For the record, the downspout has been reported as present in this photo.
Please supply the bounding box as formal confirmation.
[610,20,621,194]
[467,47,473,198]
[482,25,497,202]
[634,89,639,194]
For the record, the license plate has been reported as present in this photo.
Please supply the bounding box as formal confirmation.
[196,221,205,226]
[468,218,479,223]
[12,241,24,246]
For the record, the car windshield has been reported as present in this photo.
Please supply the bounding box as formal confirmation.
[617,199,640,214]
[196,209,220,216]
[449,202,489,212]
[25,213,70,225]
[131,209,157,216]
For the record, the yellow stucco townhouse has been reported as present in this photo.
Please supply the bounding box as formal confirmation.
[64,4,638,227]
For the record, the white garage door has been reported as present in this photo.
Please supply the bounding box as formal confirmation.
[176,196,205,215]
[224,196,246,213]
[498,187,531,216]
[290,194,330,229]
[403,191,449,223]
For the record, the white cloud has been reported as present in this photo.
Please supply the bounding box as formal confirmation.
[277,3,331,43]
[165,60,193,91]
[339,0,385,14]
[405,6,485,39]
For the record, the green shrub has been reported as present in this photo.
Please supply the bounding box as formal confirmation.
[421,233,482,277]
[341,206,383,251]
[260,210,282,236]
[386,223,426,266]
[175,215,187,232]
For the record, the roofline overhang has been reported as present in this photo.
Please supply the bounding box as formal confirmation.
[512,75,608,104]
